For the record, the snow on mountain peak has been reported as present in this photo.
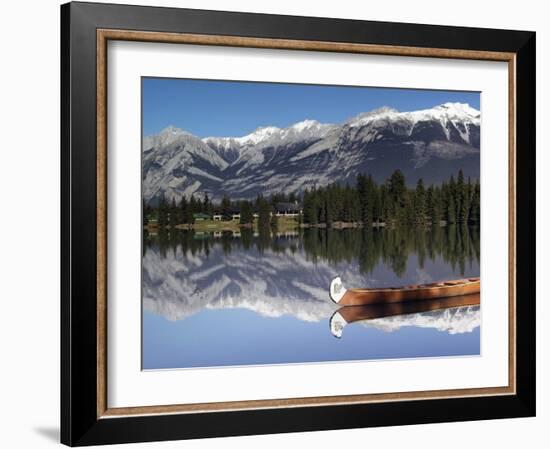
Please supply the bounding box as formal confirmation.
[157,125,194,141]
[346,103,479,128]
[203,120,333,152]
[143,102,480,203]
[435,102,480,117]
[237,126,281,145]
[290,119,322,132]
[409,102,480,124]
[346,106,399,127]
[143,126,194,150]
[160,125,187,135]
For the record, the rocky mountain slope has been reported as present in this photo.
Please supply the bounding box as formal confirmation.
[142,102,480,203]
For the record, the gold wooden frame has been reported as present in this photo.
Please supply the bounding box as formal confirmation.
[96,29,516,419]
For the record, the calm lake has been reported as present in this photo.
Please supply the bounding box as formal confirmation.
[142,226,480,370]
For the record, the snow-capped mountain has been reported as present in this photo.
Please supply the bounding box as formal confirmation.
[142,103,480,202]
[142,126,229,202]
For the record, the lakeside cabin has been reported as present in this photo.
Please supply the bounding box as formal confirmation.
[145,201,304,226]
[275,202,302,217]
[193,213,212,221]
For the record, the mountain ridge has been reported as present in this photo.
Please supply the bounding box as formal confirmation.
[143,102,480,203]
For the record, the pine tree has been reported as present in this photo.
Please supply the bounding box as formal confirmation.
[457,169,469,224]
[387,169,406,222]
[428,186,442,225]
[463,176,473,224]
[440,182,448,222]
[469,181,480,223]
[158,193,168,227]
[239,201,253,225]
[372,184,381,224]
[220,195,231,220]
[258,198,272,229]
[388,170,406,203]
[426,186,434,223]
[447,176,457,224]
[325,194,333,227]
[317,189,326,224]
[189,195,198,214]
[415,178,426,224]
[254,194,262,210]
[302,189,318,225]
[357,174,370,224]
[379,185,389,223]
[340,185,351,223]
[169,197,179,228]
[179,196,190,224]
[332,185,342,222]
[142,199,149,226]
[349,185,361,223]
[203,192,213,216]
[404,192,415,225]
[446,192,456,224]
[188,195,200,223]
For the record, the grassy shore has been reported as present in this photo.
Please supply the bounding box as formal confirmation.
[146,216,300,233]
[145,218,453,234]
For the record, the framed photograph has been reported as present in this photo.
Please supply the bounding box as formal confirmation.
[61,1,535,446]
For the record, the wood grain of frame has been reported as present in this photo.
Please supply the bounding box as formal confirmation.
[96,29,517,419]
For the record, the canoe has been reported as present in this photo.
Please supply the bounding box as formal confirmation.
[329,276,480,306]
[329,293,480,338]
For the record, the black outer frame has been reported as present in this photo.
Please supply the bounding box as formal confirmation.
[61,1,536,446]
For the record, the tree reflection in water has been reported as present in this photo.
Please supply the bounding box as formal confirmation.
[144,225,480,279]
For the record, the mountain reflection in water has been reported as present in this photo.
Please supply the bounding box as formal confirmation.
[142,227,481,369]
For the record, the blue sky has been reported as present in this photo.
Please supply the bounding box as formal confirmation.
[142,77,480,138]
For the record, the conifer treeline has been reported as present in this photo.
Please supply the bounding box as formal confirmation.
[302,169,480,226]
[144,191,299,227]
[143,194,209,227]
[145,225,479,278]
[144,169,480,228]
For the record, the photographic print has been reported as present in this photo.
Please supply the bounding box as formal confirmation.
[62,7,535,443]
[141,78,481,370]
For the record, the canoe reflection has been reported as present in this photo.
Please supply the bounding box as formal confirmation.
[330,293,480,338]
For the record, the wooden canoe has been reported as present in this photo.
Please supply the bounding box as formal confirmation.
[330,293,480,338]
[329,276,480,306]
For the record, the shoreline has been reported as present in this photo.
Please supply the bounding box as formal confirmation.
[144,219,477,233]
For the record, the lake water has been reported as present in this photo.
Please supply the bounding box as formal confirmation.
[142,226,480,370]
